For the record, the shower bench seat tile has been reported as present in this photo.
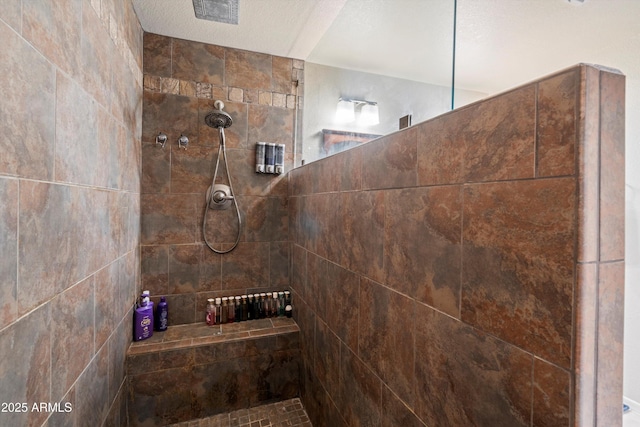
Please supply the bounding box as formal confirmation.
[127,317,299,355]
[126,317,301,427]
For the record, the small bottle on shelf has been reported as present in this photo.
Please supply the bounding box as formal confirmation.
[215,298,222,324]
[206,298,216,326]
[247,294,254,320]
[155,296,168,331]
[272,292,280,317]
[278,292,285,316]
[236,295,242,322]
[227,296,235,323]
[259,293,267,318]
[266,293,273,318]
[284,291,292,318]
[241,295,248,321]
[221,297,228,324]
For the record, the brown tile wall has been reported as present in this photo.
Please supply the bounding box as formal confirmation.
[140,33,300,325]
[290,64,625,427]
[0,1,142,426]
[126,319,301,426]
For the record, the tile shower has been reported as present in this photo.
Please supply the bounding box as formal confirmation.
[132,34,302,425]
[0,1,625,426]
[139,33,297,327]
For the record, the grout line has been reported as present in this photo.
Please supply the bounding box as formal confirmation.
[15,178,20,330]
[530,356,535,426]
[92,275,97,357]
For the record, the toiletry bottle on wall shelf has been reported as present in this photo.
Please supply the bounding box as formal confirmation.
[142,290,153,311]
[278,292,285,316]
[215,298,222,324]
[134,298,153,341]
[284,290,292,318]
[235,296,242,322]
[266,293,273,318]
[241,295,248,321]
[155,296,168,331]
[253,294,260,319]
[259,293,267,318]
[206,298,216,326]
[141,290,149,304]
[247,294,255,320]
[221,297,228,324]
[227,297,235,323]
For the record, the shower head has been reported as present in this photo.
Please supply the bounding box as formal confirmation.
[205,111,233,129]
[205,100,233,129]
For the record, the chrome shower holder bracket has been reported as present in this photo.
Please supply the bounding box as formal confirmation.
[207,184,234,210]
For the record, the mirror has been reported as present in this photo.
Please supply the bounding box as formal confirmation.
[297,0,484,166]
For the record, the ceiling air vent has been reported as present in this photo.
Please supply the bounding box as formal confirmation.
[192,0,239,25]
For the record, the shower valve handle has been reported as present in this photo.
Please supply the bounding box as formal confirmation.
[212,190,234,202]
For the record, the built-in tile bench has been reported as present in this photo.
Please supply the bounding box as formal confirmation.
[126,318,301,427]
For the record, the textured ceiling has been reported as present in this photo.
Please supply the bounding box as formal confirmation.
[131,0,347,60]
[132,0,640,94]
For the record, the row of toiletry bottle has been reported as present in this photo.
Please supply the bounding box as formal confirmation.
[134,291,168,341]
[206,290,292,326]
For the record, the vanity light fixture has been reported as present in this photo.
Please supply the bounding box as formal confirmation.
[335,98,355,123]
[359,102,380,126]
[335,98,379,126]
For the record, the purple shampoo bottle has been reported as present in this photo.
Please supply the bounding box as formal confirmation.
[134,300,153,341]
[155,296,168,331]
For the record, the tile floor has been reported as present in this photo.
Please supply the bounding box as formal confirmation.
[166,398,312,427]
[165,396,640,427]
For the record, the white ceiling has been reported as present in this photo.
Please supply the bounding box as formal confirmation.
[132,0,640,95]
[455,0,640,93]
[132,0,347,61]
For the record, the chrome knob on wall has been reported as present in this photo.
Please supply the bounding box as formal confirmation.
[155,132,167,148]
[178,134,189,150]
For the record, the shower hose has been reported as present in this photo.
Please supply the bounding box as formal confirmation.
[202,127,242,254]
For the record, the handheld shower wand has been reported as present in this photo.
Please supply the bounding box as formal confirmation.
[202,101,242,254]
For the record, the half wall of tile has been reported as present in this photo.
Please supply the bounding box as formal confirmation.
[0,1,143,426]
[140,34,300,325]
[289,64,625,427]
